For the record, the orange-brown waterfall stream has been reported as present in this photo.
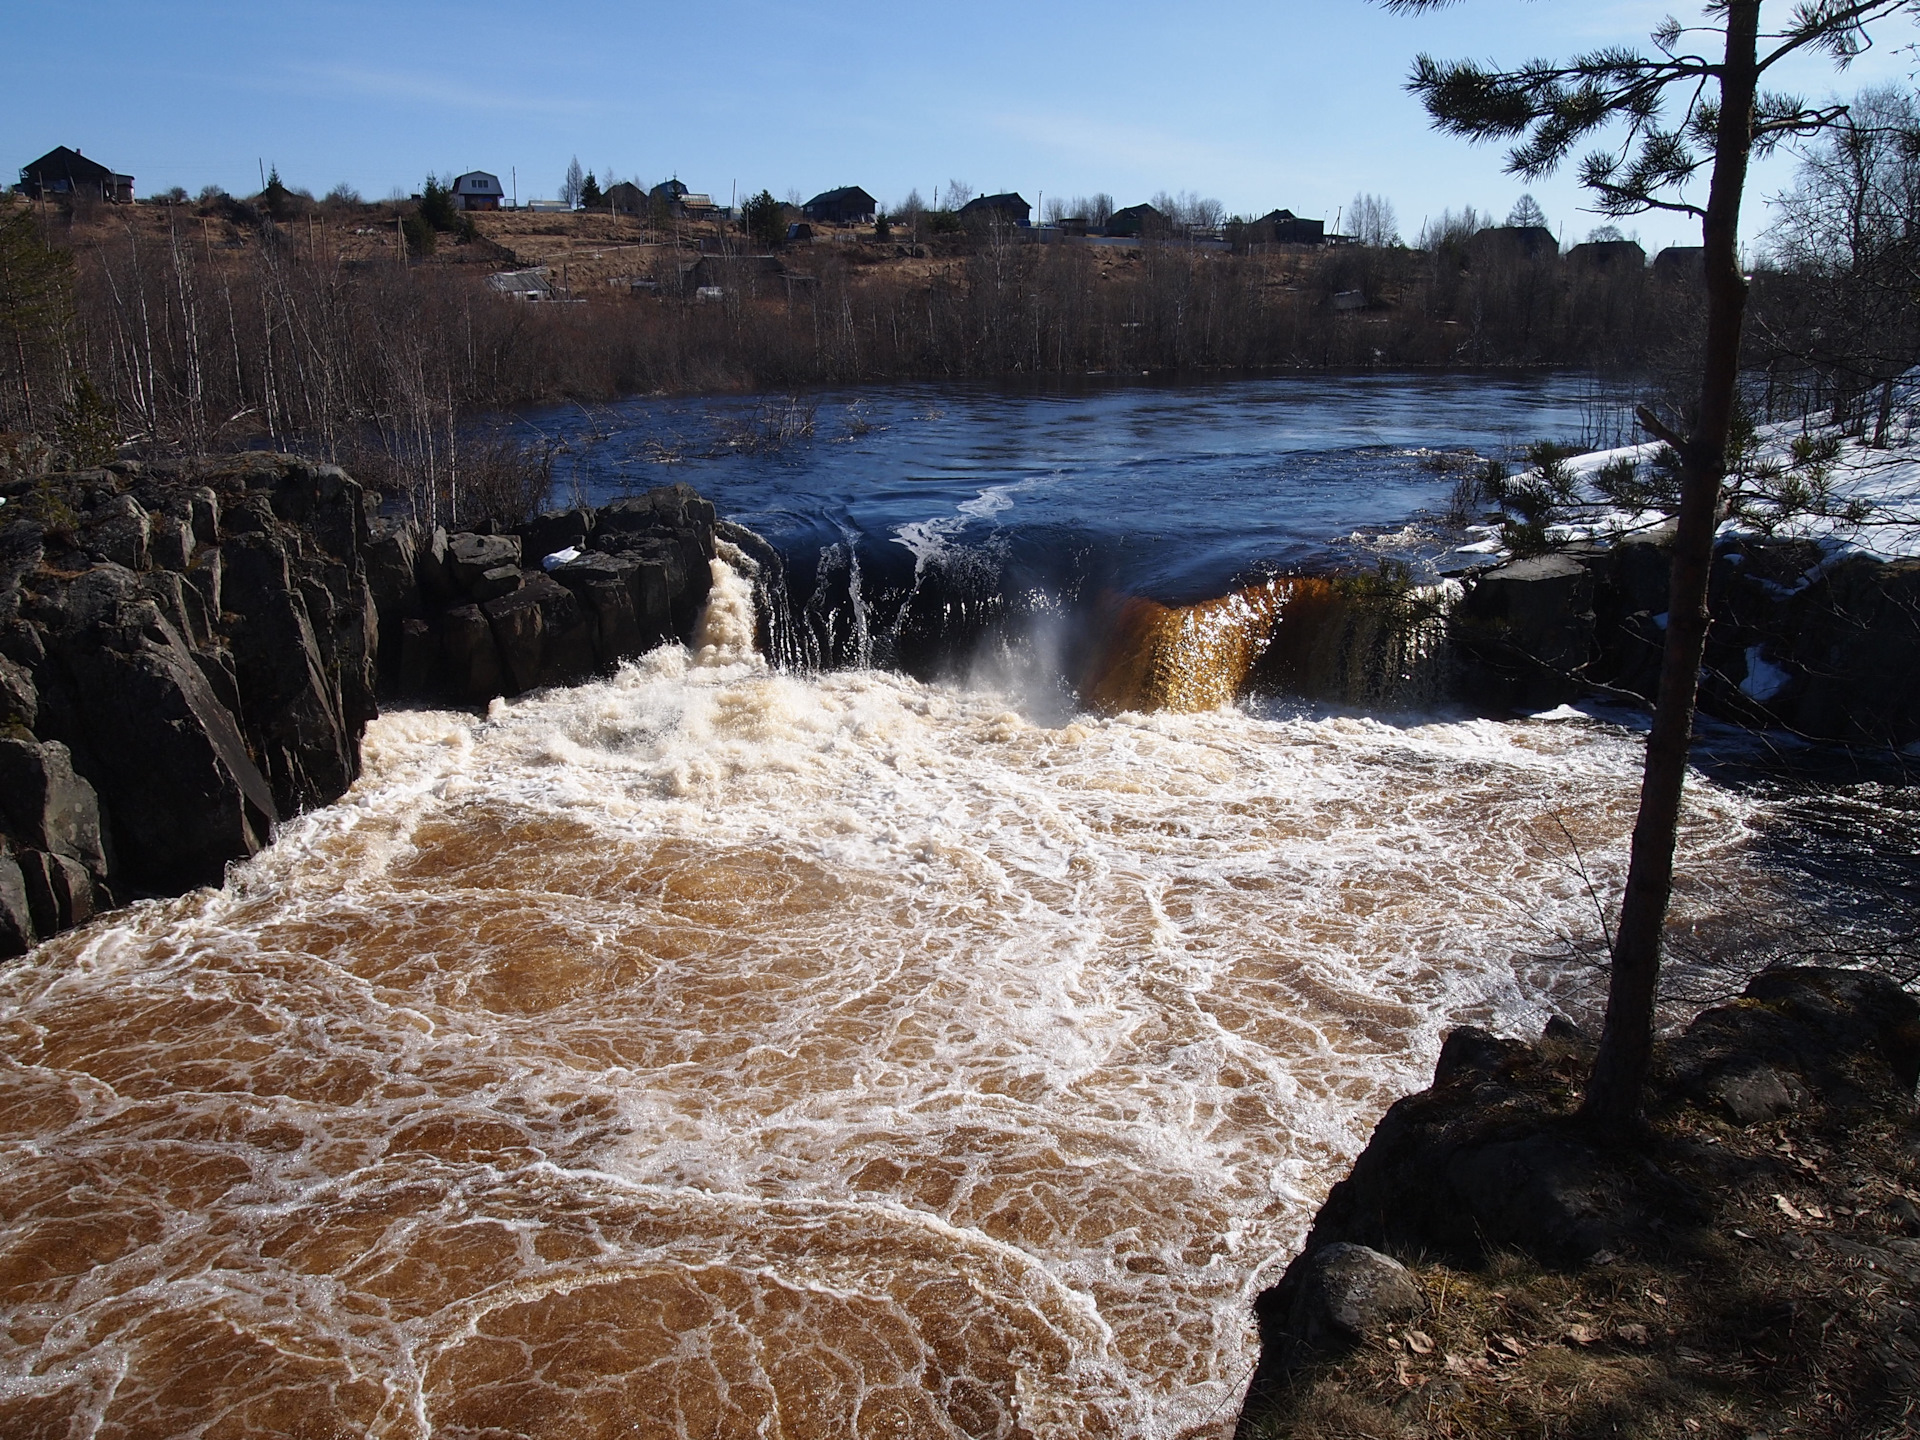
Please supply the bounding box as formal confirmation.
[0,565,1785,1438]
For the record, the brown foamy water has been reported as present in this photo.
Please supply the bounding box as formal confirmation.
[0,566,1778,1438]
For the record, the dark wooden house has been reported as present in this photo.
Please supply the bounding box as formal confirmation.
[1652,246,1706,284]
[17,146,133,203]
[1105,203,1167,239]
[605,181,645,216]
[958,192,1031,226]
[1469,225,1559,261]
[1566,239,1646,271]
[1241,208,1325,246]
[802,186,877,225]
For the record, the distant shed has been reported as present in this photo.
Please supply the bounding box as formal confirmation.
[1653,246,1706,284]
[1246,208,1325,246]
[1470,225,1559,261]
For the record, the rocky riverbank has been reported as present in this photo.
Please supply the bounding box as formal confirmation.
[1451,522,1920,750]
[0,456,729,955]
[1234,966,1920,1439]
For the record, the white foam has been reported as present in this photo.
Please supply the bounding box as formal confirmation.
[0,652,1793,1437]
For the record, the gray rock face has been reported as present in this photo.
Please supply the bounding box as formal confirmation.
[446,532,522,589]
[469,564,523,603]
[0,737,110,884]
[0,846,32,956]
[1703,1063,1805,1126]
[1454,552,1596,709]
[0,654,37,729]
[1239,1243,1427,1426]
[1,456,388,913]
[1288,1243,1426,1347]
[517,508,594,562]
[386,485,722,704]
[86,493,150,570]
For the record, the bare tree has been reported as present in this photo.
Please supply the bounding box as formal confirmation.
[1349,191,1402,246]
[1506,192,1550,229]
[1758,86,1920,440]
[561,157,586,209]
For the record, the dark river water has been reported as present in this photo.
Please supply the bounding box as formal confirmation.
[527,372,1631,592]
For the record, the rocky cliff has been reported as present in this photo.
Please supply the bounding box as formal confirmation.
[0,457,722,955]
[1452,529,1920,747]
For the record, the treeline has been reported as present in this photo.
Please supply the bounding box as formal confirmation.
[1,91,1913,523]
[0,208,1689,517]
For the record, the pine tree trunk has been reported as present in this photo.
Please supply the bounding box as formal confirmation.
[1580,1,1762,1133]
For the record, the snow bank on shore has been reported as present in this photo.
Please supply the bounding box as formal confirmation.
[1453,394,1920,566]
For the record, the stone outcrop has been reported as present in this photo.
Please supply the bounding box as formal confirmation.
[1234,966,1920,1434]
[1451,531,1920,746]
[0,460,729,955]
[377,483,716,704]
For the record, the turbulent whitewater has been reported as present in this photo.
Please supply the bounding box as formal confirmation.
[0,557,1796,1439]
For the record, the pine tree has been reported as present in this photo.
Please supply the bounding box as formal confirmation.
[1377,0,1920,1132]
[260,166,295,222]
[742,190,786,248]
[580,172,604,209]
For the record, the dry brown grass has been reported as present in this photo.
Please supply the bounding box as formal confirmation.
[1245,1090,1920,1440]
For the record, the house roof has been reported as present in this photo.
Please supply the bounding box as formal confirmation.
[452,171,500,193]
[804,186,876,209]
[21,146,121,185]
[960,192,1028,211]
[1111,203,1165,219]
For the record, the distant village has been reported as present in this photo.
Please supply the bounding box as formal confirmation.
[14,144,1709,309]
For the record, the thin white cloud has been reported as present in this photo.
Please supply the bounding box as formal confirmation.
[277,63,603,118]
[979,107,1244,182]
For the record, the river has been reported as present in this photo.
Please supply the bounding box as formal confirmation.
[1,376,1910,1439]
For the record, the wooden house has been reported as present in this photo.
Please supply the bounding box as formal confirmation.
[1105,203,1166,239]
[605,181,645,216]
[450,171,503,211]
[17,146,133,203]
[958,192,1031,226]
[1469,225,1559,261]
[802,186,876,225]
[1567,239,1646,271]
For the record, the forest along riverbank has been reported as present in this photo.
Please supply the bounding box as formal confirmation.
[0,442,1914,1437]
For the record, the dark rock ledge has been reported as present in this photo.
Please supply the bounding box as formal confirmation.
[1,457,731,954]
[1449,528,1920,747]
[1234,966,1920,1437]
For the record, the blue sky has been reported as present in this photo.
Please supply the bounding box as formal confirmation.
[6,1,1915,252]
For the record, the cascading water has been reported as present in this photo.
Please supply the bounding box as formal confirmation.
[0,557,1841,1440]
[5,382,1907,1438]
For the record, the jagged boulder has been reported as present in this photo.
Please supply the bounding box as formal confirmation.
[446,532,522,590]
[1454,553,1596,709]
